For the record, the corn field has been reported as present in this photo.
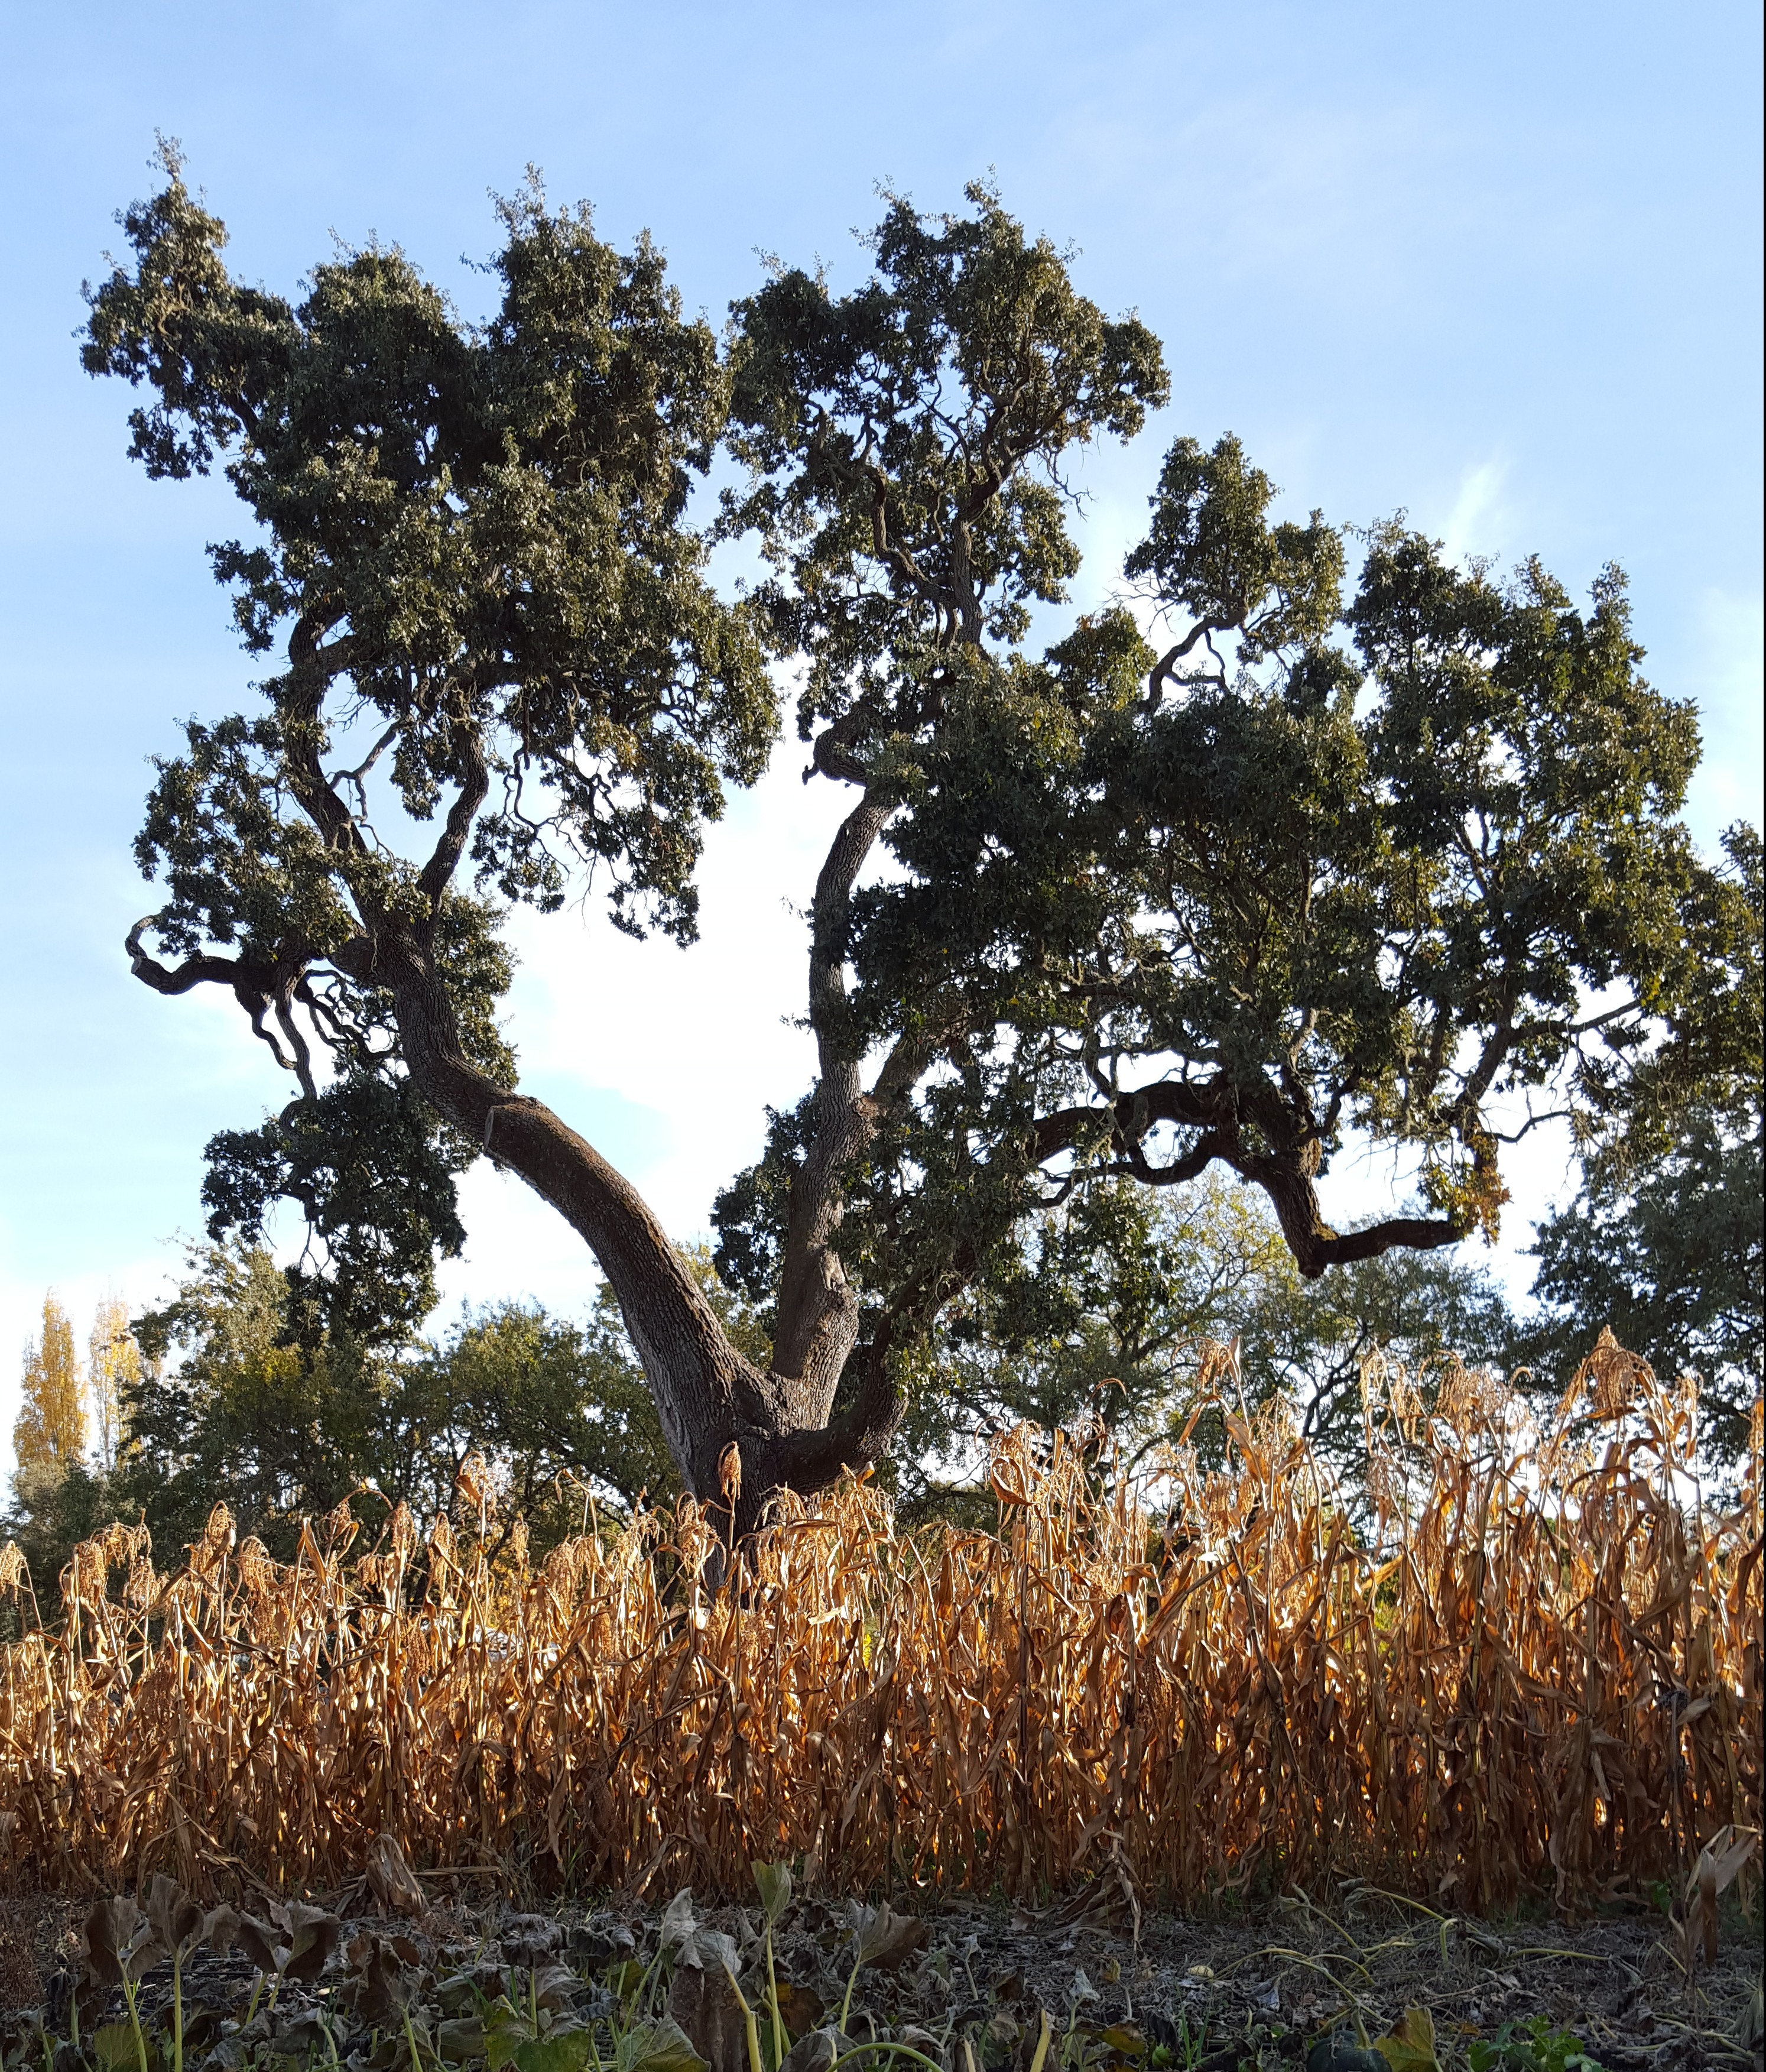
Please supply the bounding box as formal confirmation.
[1,1334,1759,1912]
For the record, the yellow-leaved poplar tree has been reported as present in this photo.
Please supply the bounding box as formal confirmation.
[87,1295,140,1474]
[13,1295,85,1469]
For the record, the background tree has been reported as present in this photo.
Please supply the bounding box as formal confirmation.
[889,1174,1279,1522]
[119,1239,762,1566]
[89,155,1746,1538]
[401,1246,768,1541]
[7,1294,101,1610]
[1233,1240,1518,1464]
[124,1244,375,1560]
[1521,823,1762,1463]
[12,1295,84,1470]
[408,1295,678,1537]
[86,1294,141,1475]
[891,1176,1521,1522]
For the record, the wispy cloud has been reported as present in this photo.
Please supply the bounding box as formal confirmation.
[1439,455,1512,566]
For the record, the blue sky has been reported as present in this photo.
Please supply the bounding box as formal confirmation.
[2,0,1761,1459]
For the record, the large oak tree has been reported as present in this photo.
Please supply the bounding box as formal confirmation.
[88,154,1745,1536]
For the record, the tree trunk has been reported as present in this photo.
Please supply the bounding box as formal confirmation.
[769,790,894,1395]
[376,925,886,1544]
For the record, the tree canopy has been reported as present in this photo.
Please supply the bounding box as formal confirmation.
[86,150,1755,1532]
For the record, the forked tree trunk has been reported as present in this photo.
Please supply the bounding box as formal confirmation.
[378,921,891,1544]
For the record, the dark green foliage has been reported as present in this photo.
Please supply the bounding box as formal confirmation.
[203,1074,469,1345]
[1468,2018,1606,2071]
[1522,825,1762,1461]
[709,1098,814,1336]
[1125,432,1345,665]
[417,1296,679,1531]
[97,1240,771,1575]
[887,1175,1277,1521]
[97,150,776,938]
[1527,1100,1761,1459]
[727,180,1168,729]
[804,492,1725,1303]
[92,142,773,1340]
[714,190,1751,1465]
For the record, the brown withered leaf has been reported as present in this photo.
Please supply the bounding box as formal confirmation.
[271,1900,341,1985]
[233,1912,284,1976]
[340,1932,421,2024]
[365,1833,428,1918]
[845,1902,926,1974]
[534,1963,581,2013]
[1020,1837,1141,1945]
[145,1877,238,1967]
[145,1876,203,1957]
[772,1980,824,2044]
[667,1938,746,2072]
[80,1899,153,1989]
[275,2011,336,2060]
[502,1916,563,1967]
[1681,1824,1759,1970]
[80,1899,129,1988]
[179,2005,224,2055]
[777,2029,854,2072]
[437,1967,509,2016]
[437,2016,488,2063]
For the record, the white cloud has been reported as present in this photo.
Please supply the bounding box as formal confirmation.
[1439,455,1512,566]
[415,735,864,1327]
[500,743,854,1220]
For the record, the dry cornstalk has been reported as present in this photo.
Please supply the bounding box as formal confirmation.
[0,1349,1757,1911]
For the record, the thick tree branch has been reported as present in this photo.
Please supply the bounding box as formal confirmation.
[125,919,246,997]
[1115,1131,1229,1188]
[810,718,869,787]
[771,1327,904,1497]
[771,787,894,1394]
[1029,1076,1225,1166]
[417,727,491,914]
[374,930,794,1503]
[1142,621,1221,712]
[1022,1069,1472,1277]
[127,918,319,1088]
[1456,1014,1517,1120]
[1298,1212,1468,1270]
[281,612,372,863]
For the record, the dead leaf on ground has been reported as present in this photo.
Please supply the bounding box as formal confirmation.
[1373,2007,1439,2072]
[366,1832,428,1917]
[667,1939,747,2072]
[846,1901,927,1974]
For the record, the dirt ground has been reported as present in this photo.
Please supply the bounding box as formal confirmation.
[2,1877,1759,2072]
